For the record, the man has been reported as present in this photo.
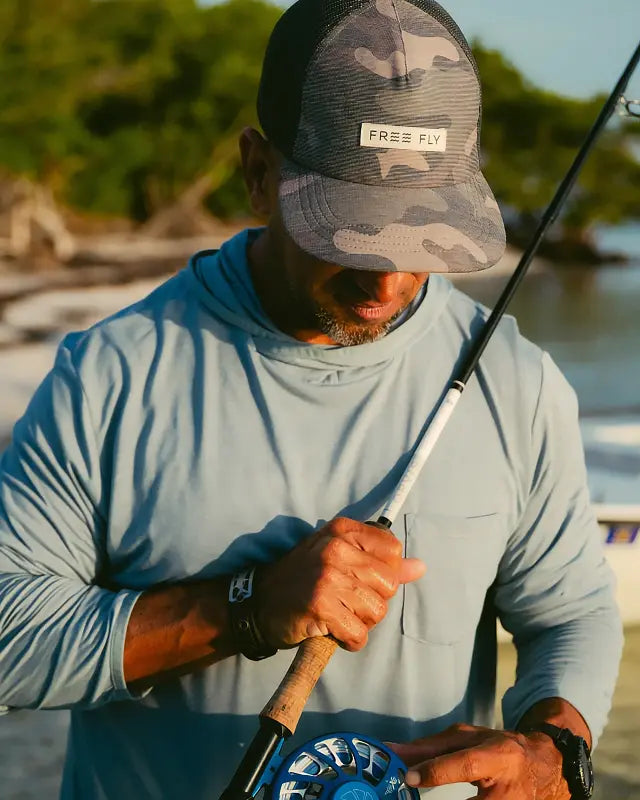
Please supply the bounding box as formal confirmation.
[0,1,622,799]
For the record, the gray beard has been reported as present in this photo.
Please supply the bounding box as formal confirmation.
[314,306,398,346]
[282,273,403,346]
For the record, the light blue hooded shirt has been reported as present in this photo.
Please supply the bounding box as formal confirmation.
[0,230,622,799]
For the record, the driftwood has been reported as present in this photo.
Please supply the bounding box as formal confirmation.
[141,110,250,239]
[0,178,76,262]
[0,109,252,263]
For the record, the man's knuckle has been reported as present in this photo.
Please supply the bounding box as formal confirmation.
[377,568,399,598]
[462,750,480,777]
[352,626,368,650]
[451,722,474,734]
[308,589,324,617]
[388,537,403,558]
[512,732,529,751]
[319,565,340,590]
[372,597,388,623]
[511,741,528,766]
[324,537,348,563]
[506,735,525,754]
[341,621,368,651]
[363,603,384,627]
[330,517,350,536]
[420,764,436,783]
[311,574,335,607]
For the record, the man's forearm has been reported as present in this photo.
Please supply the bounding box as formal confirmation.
[501,606,622,747]
[517,696,592,748]
[123,578,239,687]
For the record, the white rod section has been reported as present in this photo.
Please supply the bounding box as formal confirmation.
[380,385,464,523]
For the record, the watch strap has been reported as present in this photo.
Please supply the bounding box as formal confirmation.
[229,568,258,605]
[521,723,593,800]
[524,721,565,744]
[228,568,277,661]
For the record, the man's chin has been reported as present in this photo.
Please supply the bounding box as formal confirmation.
[315,308,394,346]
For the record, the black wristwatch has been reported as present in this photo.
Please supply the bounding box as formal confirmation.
[523,723,594,799]
[228,568,278,661]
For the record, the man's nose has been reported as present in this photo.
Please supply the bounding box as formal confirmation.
[352,271,404,304]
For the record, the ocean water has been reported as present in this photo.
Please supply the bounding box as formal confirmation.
[455,223,640,506]
[597,222,640,261]
[460,224,640,417]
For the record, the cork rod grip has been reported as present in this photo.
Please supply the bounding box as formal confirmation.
[260,636,338,734]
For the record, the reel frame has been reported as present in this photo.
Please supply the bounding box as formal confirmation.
[266,732,419,800]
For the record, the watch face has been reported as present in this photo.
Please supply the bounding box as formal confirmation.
[577,739,594,798]
[569,737,594,799]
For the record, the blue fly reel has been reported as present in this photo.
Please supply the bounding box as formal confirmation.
[267,732,419,800]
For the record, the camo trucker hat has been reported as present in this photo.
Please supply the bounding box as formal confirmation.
[257,0,506,273]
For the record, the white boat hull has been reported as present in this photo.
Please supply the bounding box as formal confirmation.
[596,504,640,627]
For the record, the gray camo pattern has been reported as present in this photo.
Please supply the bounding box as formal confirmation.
[277,0,506,272]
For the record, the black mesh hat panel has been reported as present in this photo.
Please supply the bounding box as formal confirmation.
[257,0,373,156]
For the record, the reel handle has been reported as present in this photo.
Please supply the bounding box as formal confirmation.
[260,519,393,734]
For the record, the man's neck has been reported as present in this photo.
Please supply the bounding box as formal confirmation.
[247,229,337,344]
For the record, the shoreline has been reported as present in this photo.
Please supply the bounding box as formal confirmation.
[0,240,552,350]
[2,257,640,446]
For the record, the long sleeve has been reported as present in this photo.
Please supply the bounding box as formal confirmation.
[0,338,141,711]
[496,353,623,747]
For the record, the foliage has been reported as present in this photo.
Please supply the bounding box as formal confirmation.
[0,0,279,220]
[0,0,638,241]
[475,45,640,242]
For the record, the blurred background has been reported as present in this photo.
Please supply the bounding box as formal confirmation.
[0,0,639,797]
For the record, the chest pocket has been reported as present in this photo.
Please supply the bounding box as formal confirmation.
[402,511,507,645]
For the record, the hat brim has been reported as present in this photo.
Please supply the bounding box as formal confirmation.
[278,158,506,273]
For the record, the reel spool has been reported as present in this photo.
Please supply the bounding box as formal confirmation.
[267,733,419,800]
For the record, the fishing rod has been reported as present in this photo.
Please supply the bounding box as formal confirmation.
[220,40,640,800]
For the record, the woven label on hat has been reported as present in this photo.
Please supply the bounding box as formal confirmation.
[360,123,447,152]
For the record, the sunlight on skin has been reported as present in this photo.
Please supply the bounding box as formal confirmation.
[239,127,430,347]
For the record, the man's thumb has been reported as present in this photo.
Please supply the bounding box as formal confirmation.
[398,557,426,584]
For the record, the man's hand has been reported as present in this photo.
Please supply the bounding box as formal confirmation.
[389,723,569,800]
[256,517,425,651]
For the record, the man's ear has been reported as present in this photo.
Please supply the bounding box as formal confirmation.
[239,127,279,219]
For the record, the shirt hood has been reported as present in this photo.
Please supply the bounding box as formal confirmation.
[186,228,451,369]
